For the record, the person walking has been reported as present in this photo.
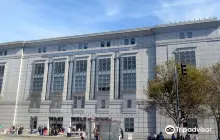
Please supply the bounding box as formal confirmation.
[120,128,124,139]
[80,130,86,140]
[180,135,185,140]
[193,136,198,140]
[95,130,99,140]
[172,134,176,140]
[67,127,71,137]
[185,133,191,140]
[157,132,164,140]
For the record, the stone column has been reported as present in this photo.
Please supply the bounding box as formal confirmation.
[45,58,53,100]
[114,52,120,99]
[67,56,74,100]
[90,54,96,100]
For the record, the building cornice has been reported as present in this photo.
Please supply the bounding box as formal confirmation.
[0,18,219,49]
[40,45,136,58]
[155,37,220,46]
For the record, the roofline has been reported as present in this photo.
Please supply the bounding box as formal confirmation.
[0,18,219,46]
[26,27,152,44]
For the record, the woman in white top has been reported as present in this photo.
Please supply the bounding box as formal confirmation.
[80,130,86,140]
[67,127,71,137]
[194,136,198,140]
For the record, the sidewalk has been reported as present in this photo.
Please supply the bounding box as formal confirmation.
[2,134,82,139]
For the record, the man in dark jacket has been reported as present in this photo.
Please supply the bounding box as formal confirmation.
[38,126,41,135]
[120,128,124,139]
[157,132,164,140]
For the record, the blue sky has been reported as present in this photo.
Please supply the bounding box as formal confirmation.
[1,0,220,43]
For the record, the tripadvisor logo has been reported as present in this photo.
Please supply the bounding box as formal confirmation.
[165,125,212,134]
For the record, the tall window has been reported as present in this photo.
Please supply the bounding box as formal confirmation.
[124,118,134,132]
[124,38,129,45]
[30,116,38,129]
[188,32,192,38]
[106,41,111,47]
[57,45,66,51]
[73,96,85,108]
[52,61,65,92]
[127,100,132,108]
[78,43,83,49]
[131,38,135,45]
[0,65,5,94]
[43,47,46,53]
[84,43,88,49]
[38,48,41,53]
[0,50,7,56]
[37,47,46,53]
[98,58,111,91]
[32,63,44,92]
[101,100,105,108]
[177,50,196,66]
[185,118,198,134]
[122,56,136,91]
[101,41,105,47]
[180,32,185,39]
[74,60,87,92]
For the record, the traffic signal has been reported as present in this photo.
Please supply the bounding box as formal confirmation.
[183,121,188,127]
[181,63,187,75]
[181,111,185,119]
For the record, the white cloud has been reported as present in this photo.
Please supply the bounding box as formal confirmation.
[99,0,122,17]
[154,0,220,23]
[161,0,212,8]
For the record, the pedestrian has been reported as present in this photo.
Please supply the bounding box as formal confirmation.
[194,136,198,140]
[172,134,176,140]
[80,130,86,140]
[157,132,164,140]
[38,125,41,135]
[120,128,124,139]
[154,133,157,139]
[180,135,185,140]
[185,133,191,140]
[95,130,99,140]
[67,127,71,137]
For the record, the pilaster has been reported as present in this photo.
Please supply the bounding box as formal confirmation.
[62,57,70,100]
[41,59,49,101]
[85,56,92,100]
[67,56,74,100]
[45,58,53,100]
[114,52,120,99]
[90,54,96,100]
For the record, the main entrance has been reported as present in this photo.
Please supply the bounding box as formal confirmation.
[71,117,86,131]
[87,117,121,140]
[49,117,63,129]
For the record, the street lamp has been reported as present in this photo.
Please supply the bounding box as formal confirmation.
[173,51,180,140]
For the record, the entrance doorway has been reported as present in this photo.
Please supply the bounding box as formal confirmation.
[30,116,38,129]
[49,117,63,129]
[71,117,86,131]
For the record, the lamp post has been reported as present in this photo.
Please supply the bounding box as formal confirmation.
[173,51,180,140]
